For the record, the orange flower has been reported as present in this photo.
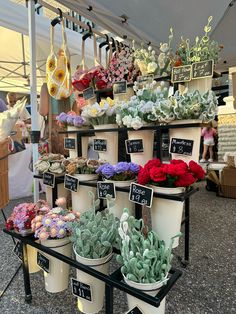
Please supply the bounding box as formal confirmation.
[55,69,65,82]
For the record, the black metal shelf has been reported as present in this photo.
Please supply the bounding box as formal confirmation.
[3,228,182,311]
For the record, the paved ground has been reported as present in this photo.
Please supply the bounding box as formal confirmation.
[0,183,235,314]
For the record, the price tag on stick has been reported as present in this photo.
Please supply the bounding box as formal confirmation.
[71,278,92,302]
[127,306,143,314]
[83,86,95,100]
[171,65,192,83]
[192,60,214,79]
[97,181,116,199]
[93,139,107,152]
[37,252,50,273]
[43,172,55,188]
[64,138,76,150]
[125,139,144,154]
[64,175,79,192]
[170,138,193,156]
[13,241,23,261]
[113,81,127,94]
[129,182,153,208]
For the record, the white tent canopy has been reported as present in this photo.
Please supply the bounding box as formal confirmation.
[0,0,96,93]
[54,0,234,70]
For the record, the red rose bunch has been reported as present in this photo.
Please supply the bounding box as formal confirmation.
[137,159,205,188]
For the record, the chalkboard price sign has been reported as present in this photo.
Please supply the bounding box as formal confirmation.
[43,172,55,188]
[71,278,92,302]
[171,65,192,83]
[93,139,107,152]
[170,138,194,156]
[129,182,153,208]
[127,306,143,314]
[64,174,78,192]
[125,139,144,154]
[37,252,50,273]
[97,181,116,199]
[113,81,127,94]
[137,74,154,84]
[192,60,214,79]
[13,241,23,261]
[83,86,95,100]
[64,138,76,150]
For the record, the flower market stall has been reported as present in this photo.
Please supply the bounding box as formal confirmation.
[2,0,236,314]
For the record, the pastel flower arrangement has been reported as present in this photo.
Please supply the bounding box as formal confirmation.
[64,157,105,175]
[171,90,218,122]
[81,97,118,125]
[174,16,222,66]
[133,44,158,75]
[137,159,205,188]
[96,161,140,181]
[31,198,80,241]
[157,28,174,76]
[5,200,50,235]
[56,110,86,128]
[34,153,65,174]
[116,81,171,129]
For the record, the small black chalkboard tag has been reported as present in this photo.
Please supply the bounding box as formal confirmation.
[37,252,50,273]
[137,74,154,84]
[125,139,144,154]
[170,138,194,156]
[171,65,192,83]
[113,81,127,94]
[97,181,116,199]
[129,182,153,208]
[13,241,23,261]
[192,60,214,79]
[93,139,107,152]
[83,86,95,100]
[71,278,92,302]
[43,172,55,188]
[64,138,76,150]
[127,306,143,314]
[64,174,78,192]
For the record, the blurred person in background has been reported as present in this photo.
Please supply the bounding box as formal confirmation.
[6,92,31,122]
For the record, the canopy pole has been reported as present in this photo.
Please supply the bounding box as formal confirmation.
[28,0,39,202]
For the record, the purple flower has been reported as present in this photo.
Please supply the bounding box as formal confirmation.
[114,162,130,174]
[73,116,84,127]
[96,163,115,178]
[129,162,140,174]
[66,116,75,125]
[56,112,67,123]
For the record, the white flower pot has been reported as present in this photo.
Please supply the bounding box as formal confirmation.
[45,182,68,208]
[186,77,212,94]
[67,125,89,158]
[169,119,201,163]
[74,247,113,314]
[150,185,185,248]
[104,179,135,218]
[113,87,134,102]
[94,124,118,164]
[41,238,72,293]
[128,129,154,166]
[27,242,40,274]
[71,173,98,213]
[124,276,167,314]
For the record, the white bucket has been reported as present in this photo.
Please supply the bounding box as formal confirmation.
[169,120,201,163]
[150,185,185,248]
[94,124,118,164]
[124,276,167,314]
[128,129,154,166]
[104,179,134,218]
[41,238,72,293]
[67,125,89,158]
[186,77,212,94]
[45,182,68,208]
[74,247,112,314]
[71,174,98,213]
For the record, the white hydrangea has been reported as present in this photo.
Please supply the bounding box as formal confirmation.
[131,116,143,130]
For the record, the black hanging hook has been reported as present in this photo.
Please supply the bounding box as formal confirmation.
[116,40,121,52]
[51,8,63,27]
[82,22,93,41]
[111,37,116,52]
[99,34,109,48]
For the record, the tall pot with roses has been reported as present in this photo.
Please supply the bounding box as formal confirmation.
[138,159,205,247]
